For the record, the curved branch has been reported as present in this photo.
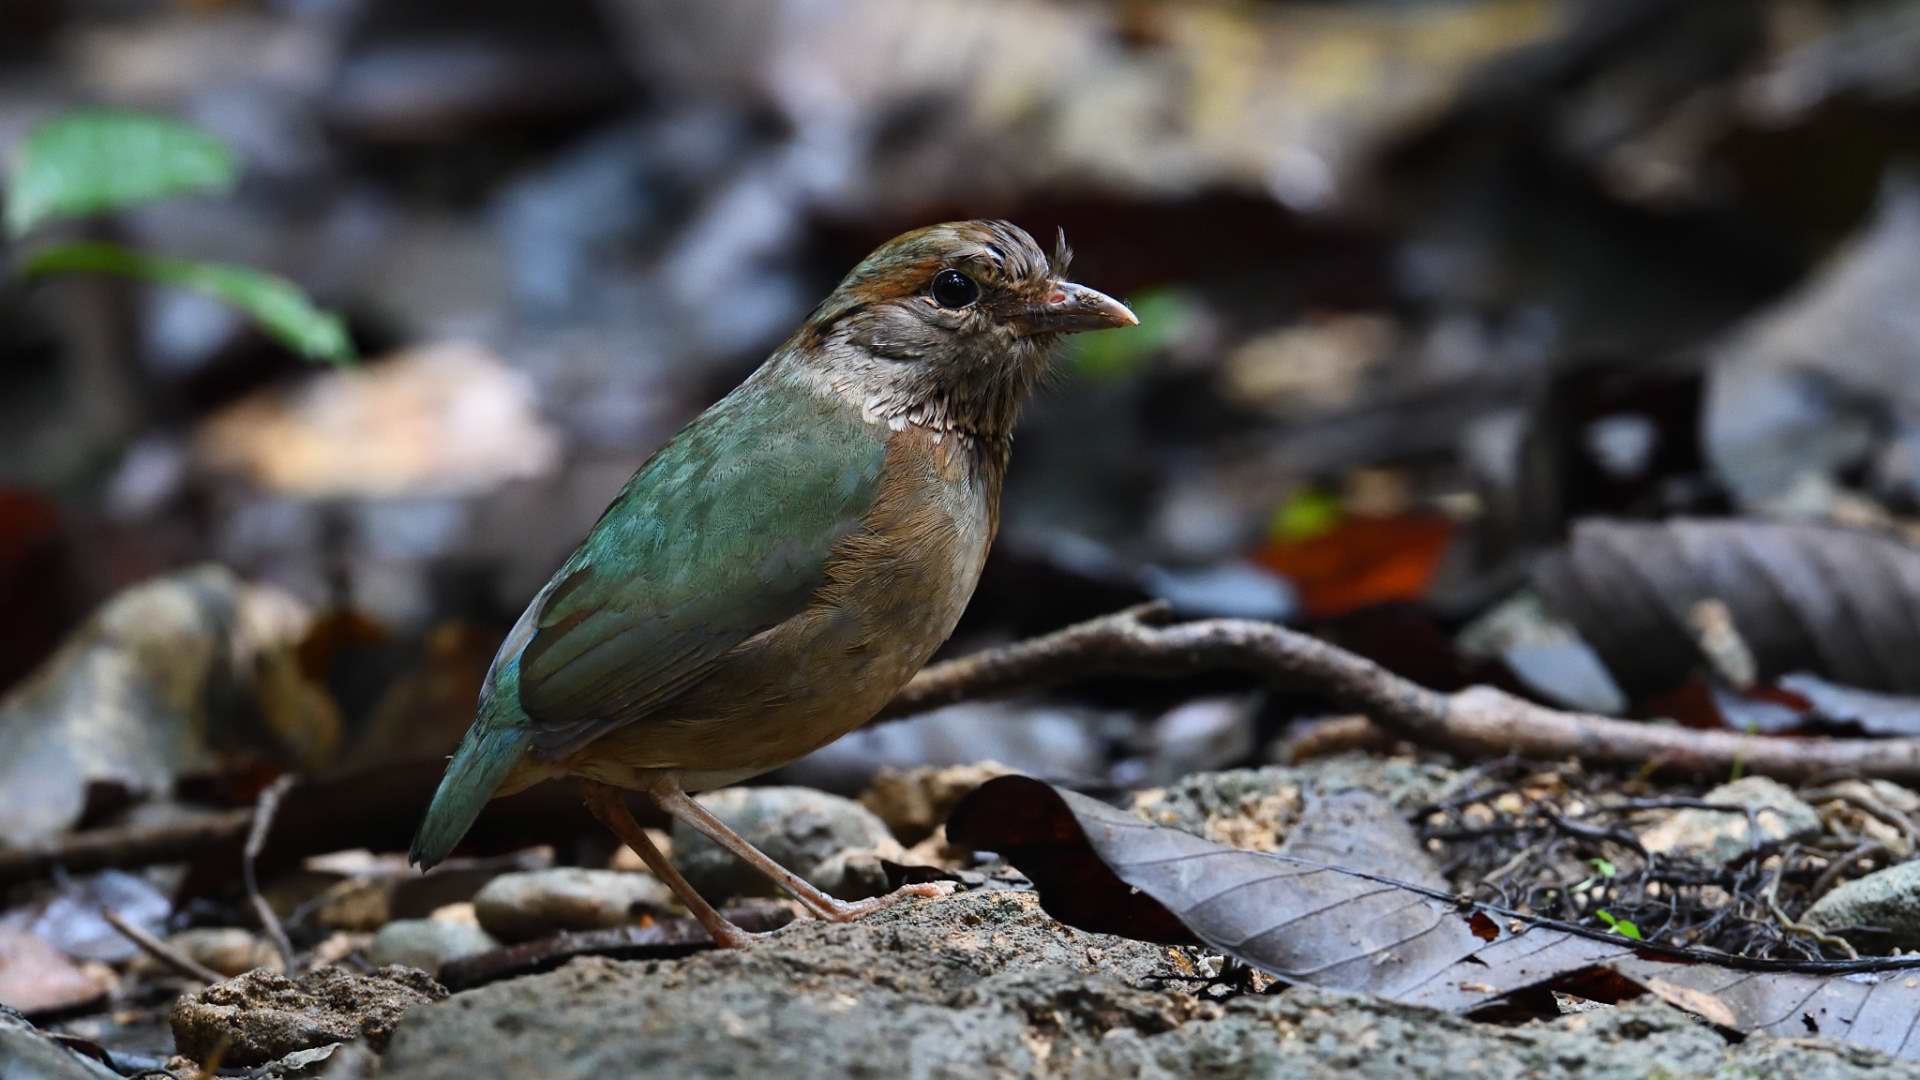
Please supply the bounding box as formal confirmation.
[883,603,1920,784]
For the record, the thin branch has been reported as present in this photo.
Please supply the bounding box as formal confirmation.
[0,808,254,887]
[102,906,224,984]
[245,774,299,976]
[1808,841,1889,907]
[883,604,1920,784]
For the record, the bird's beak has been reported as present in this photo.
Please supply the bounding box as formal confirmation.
[1012,282,1139,336]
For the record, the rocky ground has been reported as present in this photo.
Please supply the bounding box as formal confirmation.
[7,757,1920,1079]
[369,889,1920,1080]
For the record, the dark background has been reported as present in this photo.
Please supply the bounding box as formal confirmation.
[4,0,1919,792]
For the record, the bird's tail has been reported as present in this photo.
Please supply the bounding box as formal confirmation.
[409,710,530,870]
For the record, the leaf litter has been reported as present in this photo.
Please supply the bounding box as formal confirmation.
[949,774,1920,1059]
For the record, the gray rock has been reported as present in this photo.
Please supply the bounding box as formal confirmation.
[860,762,1016,845]
[0,567,312,844]
[1638,776,1823,865]
[378,890,1172,1080]
[1803,860,1920,948]
[374,890,1919,1080]
[0,1005,121,1079]
[369,921,500,976]
[671,787,900,902]
[170,965,447,1067]
[471,868,676,943]
[1132,755,1460,849]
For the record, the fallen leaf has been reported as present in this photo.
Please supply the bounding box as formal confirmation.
[948,775,1920,1058]
[1535,519,1920,699]
[1644,977,1737,1028]
[0,928,113,1016]
[1255,513,1454,618]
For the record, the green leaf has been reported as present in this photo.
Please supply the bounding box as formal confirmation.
[1067,288,1194,381]
[1594,910,1643,940]
[1589,857,1618,879]
[6,110,236,237]
[23,243,354,364]
[1271,487,1343,543]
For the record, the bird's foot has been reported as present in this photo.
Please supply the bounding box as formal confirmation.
[703,920,772,949]
[811,880,957,923]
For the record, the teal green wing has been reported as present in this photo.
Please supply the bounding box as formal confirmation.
[509,381,887,758]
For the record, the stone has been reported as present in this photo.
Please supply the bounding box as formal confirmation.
[369,920,500,976]
[0,567,315,844]
[1131,755,1460,851]
[0,1005,120,1079]
[671,787,901,902]
[373,889,1920,1080]
[169,964,447,1067]
[1637,776,1823,865]
[860,762,1015,844]
[471,868,676,943]
[150,928,281,977]
[1803,860,1920,949]
[1808,780,1920,851]
[309,877,392,933]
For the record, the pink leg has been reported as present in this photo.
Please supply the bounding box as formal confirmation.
[649,780,949,923]
[580,781,758,948]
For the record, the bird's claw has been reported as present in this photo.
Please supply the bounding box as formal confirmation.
[815,880,957,923]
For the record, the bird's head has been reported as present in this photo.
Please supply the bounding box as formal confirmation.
[787,220,1137,440]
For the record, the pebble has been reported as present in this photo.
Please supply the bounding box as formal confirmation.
[159,928,282,977]
[369,920,500,976]
[1636,776,1822,866]
[1802,859,1920,949]
[472,868,677,942]
[671,788,901,903]
[858,762,1014,845]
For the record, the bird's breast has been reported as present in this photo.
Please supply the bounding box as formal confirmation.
[602,423,1003,778]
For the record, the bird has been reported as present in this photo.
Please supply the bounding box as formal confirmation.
[409,220,1137,946]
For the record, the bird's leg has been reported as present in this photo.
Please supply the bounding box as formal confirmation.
[647,779,950,923]
[579,780,758,948]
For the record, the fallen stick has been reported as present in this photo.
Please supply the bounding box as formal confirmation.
[0,808,254,886]
[101,906,223,984]
[244,774,299,975]
[886,602,1920,783]
[14,604,1920,887]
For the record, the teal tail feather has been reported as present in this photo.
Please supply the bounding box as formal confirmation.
[409,718,530,870]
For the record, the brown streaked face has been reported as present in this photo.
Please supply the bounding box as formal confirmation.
[785,221,1137,438]
[801,220,1136,376]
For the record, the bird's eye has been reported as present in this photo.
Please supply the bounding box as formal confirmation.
[929,268,980,309]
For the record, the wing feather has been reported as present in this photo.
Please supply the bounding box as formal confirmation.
[506,376,887,757]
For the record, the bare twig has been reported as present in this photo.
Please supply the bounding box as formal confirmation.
[0,808,254,887]
[245,774,299,976]
[1808,841,1890,906]
[101,906,223,984]
[884,603,1920,783]
[1802,784,1920,854]
[1762,844,1858,960]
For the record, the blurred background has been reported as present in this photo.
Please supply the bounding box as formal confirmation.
[4,0,1920,840]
